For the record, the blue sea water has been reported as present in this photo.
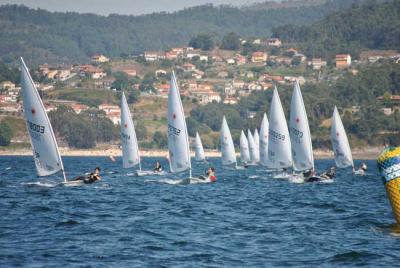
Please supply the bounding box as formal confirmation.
[1,156,399,267]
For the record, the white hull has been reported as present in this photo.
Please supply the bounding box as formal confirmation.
[135,170,167,177]
[61,180,85,187]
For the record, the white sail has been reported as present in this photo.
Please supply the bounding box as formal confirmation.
[220,116,236,166]
[289,81,314,172]
[20,57,65,180]
[331,106,354,168]
[194,132,205,161]
[259,113,269,166]
[240,130,250,164]
[121,92,141,169]
[247,129,257,164]
[167,72,191,174]
[253,128,260,163]
[267,88,292,169]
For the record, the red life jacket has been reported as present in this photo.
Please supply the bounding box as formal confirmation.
[210,175,216,182]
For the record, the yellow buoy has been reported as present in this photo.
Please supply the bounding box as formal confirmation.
[377,147,400,224]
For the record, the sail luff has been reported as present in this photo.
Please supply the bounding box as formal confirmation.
[247,129,257,164]
[331,106,354,168]
[289,81,314,172]
[266,87,292,169]
[240,130,250,164]
[259,113,269,166]
[167,72,191,174]
[20,57,65,179]
[253,128,260,163]
[194,132,205,161]
[220,116,237,166]
[121,92,141,169]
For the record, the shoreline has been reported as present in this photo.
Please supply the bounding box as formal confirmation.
[0,147,384,159]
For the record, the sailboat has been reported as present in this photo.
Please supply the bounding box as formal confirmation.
[259,113,269,167]
[253,128,260,164]
[20,57,71,185]
[267,87,293,178]
[167,72,207,183]
[247,129,258,165]
[240,130,251,165]
[120,92,165,176]
[194,132,206,162]
[220,116,238,168]
[289,81,314,175]
[331,106,354,171]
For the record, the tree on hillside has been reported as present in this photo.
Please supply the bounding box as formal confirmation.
[153,131,167,148]
[189,34,215,51]
[112,72,130,91]
[0,61,19,83]
[0,121,12,146]
[66,118,96,148]
[127,89,140,104]
[221,32,240,50]
[135,121,148,141]
[49,106,118,148]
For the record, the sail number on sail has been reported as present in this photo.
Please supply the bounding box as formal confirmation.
[168,124,181,137]
[289,127,304,143]
[269,129,285,141]
[28,120,45,134]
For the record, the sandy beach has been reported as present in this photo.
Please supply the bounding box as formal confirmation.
[0,146,384,159]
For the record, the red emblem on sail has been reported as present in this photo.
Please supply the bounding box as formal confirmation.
[31,108,36,115]
[173,113,176,119]
[336,132,340,137]
[296,117,300,123]
[124,124,127,128]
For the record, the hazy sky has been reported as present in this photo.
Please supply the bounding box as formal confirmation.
[0,0,264,15]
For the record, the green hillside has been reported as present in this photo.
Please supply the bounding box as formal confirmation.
[272,0,399,59]
[0,0,368,65]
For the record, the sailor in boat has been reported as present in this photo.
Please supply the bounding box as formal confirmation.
[305,167,335,182]
[302,168,315,179]
[153,161,163,172]
[355,162,367,175]
[199,167,217,182]
[74,167,102,184]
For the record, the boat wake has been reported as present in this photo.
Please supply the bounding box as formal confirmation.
[22,181,59,188]
[145,178,184,185]
[145,177,211,185]
[289,176,305,184]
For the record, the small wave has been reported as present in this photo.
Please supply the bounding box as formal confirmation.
[372,223,400,237]
[145,178,185,185]
[142,245,165,251]
[30,205,52,212]
[329,250,381,263]
[172,240,188,246]
[249,175,260,179]
[94,183,110,189]
[55,219,80,227]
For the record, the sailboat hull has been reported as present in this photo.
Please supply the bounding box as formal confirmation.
[135,170,167,177]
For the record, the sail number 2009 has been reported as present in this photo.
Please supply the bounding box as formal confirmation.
[28,121,45,134]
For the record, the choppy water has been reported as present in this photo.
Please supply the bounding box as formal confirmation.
[1,156,399,267]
